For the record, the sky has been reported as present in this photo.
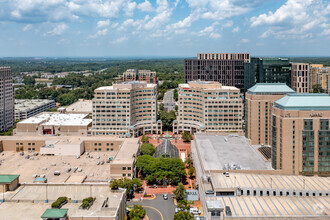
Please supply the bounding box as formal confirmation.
[0,0,329,57]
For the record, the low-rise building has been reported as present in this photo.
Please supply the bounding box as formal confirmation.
[15,112,92,136]
[63,99,93,114]
[173,81,243,134]
[92,81,162,137]
[15,99,55,121]
[0,174,19,193]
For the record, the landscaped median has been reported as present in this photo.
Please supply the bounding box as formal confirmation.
[51,197,68,209]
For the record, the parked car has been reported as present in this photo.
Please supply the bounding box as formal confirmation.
[205,189,214,194]
[189,207,201,215]
[163,194,168,200]
[225,206,232,216]
[175,208,184,213]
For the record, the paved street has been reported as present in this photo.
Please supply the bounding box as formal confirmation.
[128,194,176,220]
[163,89,176,112]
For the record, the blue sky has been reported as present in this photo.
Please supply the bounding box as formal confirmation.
[0,0,329,57]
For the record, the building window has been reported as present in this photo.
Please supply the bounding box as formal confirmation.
[128,174,131,177]
[94,148,97,151]
[128,167,131,170]
[123,174,126,177]
[122,167,126,170]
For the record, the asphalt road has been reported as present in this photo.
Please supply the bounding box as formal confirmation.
[164,90,176,112]
[128,194,176,220]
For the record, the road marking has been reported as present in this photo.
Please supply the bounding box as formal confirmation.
[142,205,164,220]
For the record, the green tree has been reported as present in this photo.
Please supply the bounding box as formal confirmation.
[175,105,178,111]
[312,84,325,93]
[141,135,149,143]
[140,143,156,156]
[188,167,195,179]
[23,76,36,85]
[129,205,146,219]
[159,110,176,131]
[173,211,194,220]
[173,89,178,101]
[173,183,186,201]
[110,179,119,190]
[181,131,192,142]
[159,103,164,111]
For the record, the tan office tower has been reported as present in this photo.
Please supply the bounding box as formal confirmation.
[245,83,295,145]
[0,67,14,132]
[291,63,309,93]
[309,64,323,91]
[123,69,158,84]
[92,81,162,137]
[173,81,243,134]
[272,94,330,176]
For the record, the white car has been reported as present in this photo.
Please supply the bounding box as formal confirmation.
[189,207,201,215]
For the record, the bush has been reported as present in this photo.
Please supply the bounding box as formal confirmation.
[81,201,90,209]
[173,183,186,202]
[181,131,192,142]
[140,143,155,156]
[188,167,195,179]
[129,204,146,219]
[110,179,119,190]
[83,197,94,203]
[51,197,68,208]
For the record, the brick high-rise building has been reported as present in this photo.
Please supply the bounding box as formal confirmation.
[0,67,14,132]
[92,81,162,137]
[122,69,158,84]
[272,94,330,176]
[245,83,295,145]
[173,81,243,134]
[184,53,250,92]
[291,63,309,93]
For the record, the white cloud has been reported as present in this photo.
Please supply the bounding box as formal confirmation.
[97,19,110,29]
[45,23,68,36]
[240,38,249,43]
[223,21,233,28]
[251,0,330,39]
[88,28,108,39]
[196,22,221,39]
[22,24,32,32]
[232,27,240,32]
[137,0,153,12]
[113,36,128,43]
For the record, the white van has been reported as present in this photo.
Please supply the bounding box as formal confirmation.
[189,207,201,215]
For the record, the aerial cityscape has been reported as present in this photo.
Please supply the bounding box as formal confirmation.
[0,0,329,220]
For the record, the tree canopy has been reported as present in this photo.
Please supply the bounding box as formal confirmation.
[136,155,186,185]
[140,143,156,156]
[181,131,192,142]
[173,183,186,201]
[129,205,146,219]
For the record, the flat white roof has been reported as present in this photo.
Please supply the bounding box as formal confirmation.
[19,113,92,126]
[15,99,54,112]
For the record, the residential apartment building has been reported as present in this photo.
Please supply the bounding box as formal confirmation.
[15,99,55,121]
[122,69,158,84]
[291,63,309,93]
[272,94,330,176]
[184,53,250,92]
[0,67,14,131]
[245,83,295,145]
[92,81,162,137]
[173,81,243,134]
[310,65,330,94]
[309,64,324,91]
[244,58,292,92]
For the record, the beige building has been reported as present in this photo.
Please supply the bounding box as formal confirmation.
[0,136,140,179]
[0,67,14,131]
[272,94,330,176]
[93,81,162,137]
[63,99,93,114]
[309,64,324,91]
[0,174,19,193]
[15,99,55,121]
[15,112,92,136]
[122,69,158,84]
[173,81,243,134]
[291,63,309,93]
[245,83,295,145]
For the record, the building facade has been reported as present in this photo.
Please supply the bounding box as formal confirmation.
[309,64,324,91]
[184,53,250,92]
[0,67,14,131]
[291,63,309,93]
[173,81,243,134]
[122,69,158,84]
[244,58,292,92]
[310,65,330,94]
[272,94,330,176]
[92,81,162,137]
[15,99,55,121]
[245,83,295,145]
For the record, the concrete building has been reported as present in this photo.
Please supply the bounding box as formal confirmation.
[291,63,309,93]
[15,112,92,136]
[0,184,127,220]
[122,69,158,84]
[309,64,324,91]
[0,136,140,180]
[0,67,14,131]
[244,58,292,92]
[272,94,330,176]
[191,134,330,219]
[15,99,55,121]
[92,81,162,137]
[310,65,330,94]
[184,53,250,92]
[245,83,295,145]
[63,99,92,114]
[173,81,243,134]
